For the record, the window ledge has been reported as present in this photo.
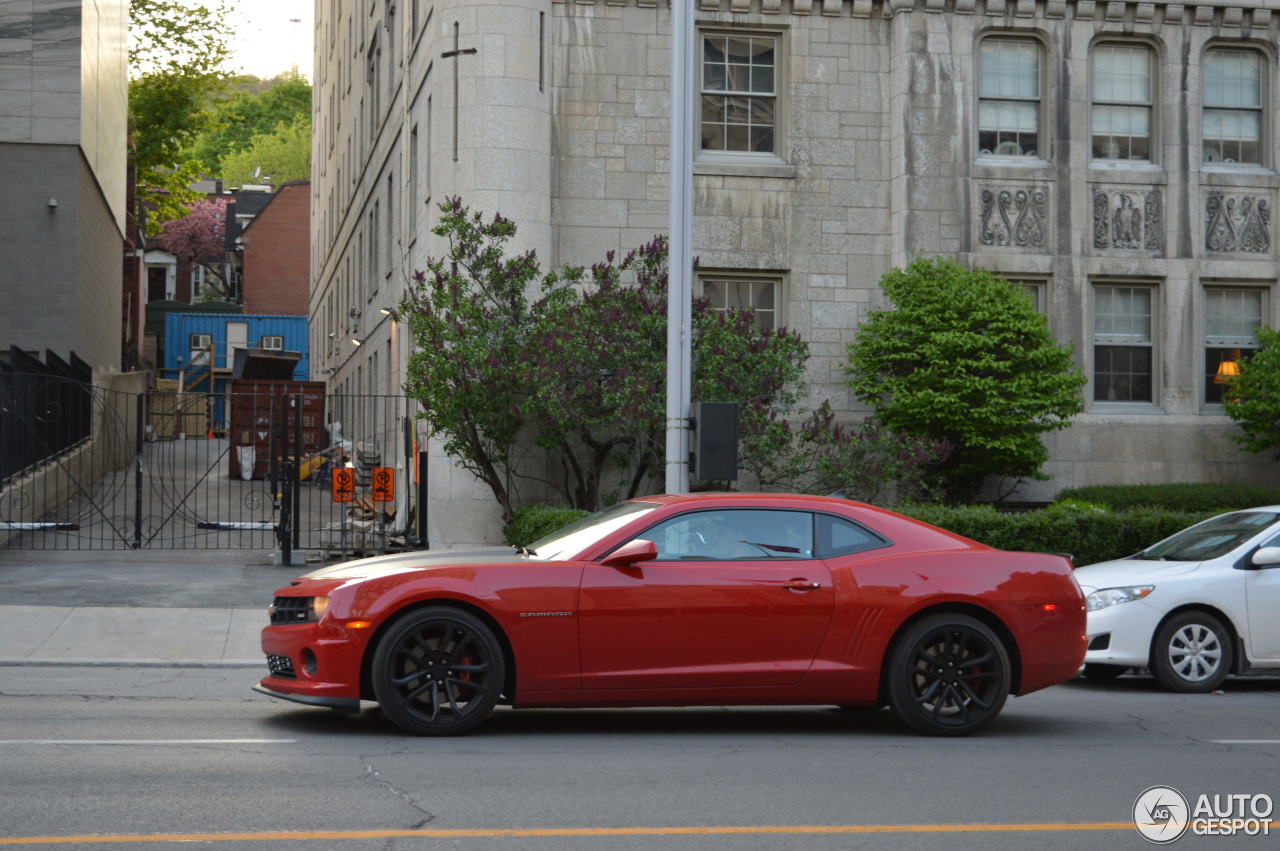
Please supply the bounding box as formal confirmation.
[1200,163,1274,177]
[1087,402,1166,415]
[694,159,796,179]
[1089,161,1163,174]
[974,156,1052,169]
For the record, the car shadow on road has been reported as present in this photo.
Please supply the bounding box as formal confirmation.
[258,703,1088,740]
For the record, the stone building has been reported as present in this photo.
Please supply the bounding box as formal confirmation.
[0,0,129,375]
[312,0,1280,547]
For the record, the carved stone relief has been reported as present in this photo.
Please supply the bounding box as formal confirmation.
[1205,193,1271,254]
[1091,188,1162,252]
[978,186,1049,248]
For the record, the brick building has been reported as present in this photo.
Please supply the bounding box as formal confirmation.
[313,0,1280,546]
[240,181,312,316]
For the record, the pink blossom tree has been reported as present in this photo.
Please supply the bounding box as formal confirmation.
[155,198,231,299]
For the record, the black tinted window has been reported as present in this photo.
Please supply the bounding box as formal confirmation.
[815,514,887,558]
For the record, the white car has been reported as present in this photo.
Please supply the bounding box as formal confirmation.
[1073,507,1280,692]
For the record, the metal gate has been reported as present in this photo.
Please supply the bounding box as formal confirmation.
[1,374,425,554]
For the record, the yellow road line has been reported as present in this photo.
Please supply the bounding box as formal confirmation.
[0,823,1135,845]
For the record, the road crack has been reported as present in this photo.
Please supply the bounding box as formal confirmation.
[363,757,436,830]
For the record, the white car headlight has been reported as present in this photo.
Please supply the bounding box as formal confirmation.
[1086,585,1154,612]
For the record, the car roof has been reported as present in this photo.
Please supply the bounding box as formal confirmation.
[629,492,867,510]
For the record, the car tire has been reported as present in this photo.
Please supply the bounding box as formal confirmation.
[1150,610,1232,693]
[885,613,1011,737]
[371,606,506,736]
[1081,663,1128,681]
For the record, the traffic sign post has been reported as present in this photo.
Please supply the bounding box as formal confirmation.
[371,467,395,502]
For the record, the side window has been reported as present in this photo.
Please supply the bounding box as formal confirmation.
[640,509,813,561]
[978,38,1042,158]
[1203,48,1264,165]
[815,514,888,559]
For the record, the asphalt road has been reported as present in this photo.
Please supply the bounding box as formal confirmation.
[0,666,1277,850]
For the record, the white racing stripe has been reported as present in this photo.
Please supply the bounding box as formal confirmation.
[0,738,296,745]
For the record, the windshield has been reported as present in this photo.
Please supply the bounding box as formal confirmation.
[527,500,660,561]
[1136,511,1280,562]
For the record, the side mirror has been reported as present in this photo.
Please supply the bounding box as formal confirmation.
[1251,546,1280,568]
[602,538,657,568]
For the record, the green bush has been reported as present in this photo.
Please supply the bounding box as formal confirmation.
[896,503,1212,567]
[1053,483,1280,513]
[503,504,590,548]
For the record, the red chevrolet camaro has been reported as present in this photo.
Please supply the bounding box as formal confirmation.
[254,493,1086,736]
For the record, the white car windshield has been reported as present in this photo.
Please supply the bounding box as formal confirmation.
[1136,511,1280,561]
[525,501,660,561]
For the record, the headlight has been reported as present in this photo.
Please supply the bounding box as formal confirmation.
[1086,586,1154,612]
[308,596,330,622]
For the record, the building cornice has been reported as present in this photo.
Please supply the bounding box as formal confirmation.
[553,0,1279,28]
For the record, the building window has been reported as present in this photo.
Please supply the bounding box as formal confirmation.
[1093,285,1154,404]
[701,275,779,331]
[189,333,212,353]
[1092,44,1153,161]
[1203,49,1263,165]
[260,335,285,351]
[1009,279,1046,312]
[699,33,777,155]
[1204,288,1264,404]
[978,38,1041,158]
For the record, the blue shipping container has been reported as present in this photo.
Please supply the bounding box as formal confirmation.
[163,313,310,381]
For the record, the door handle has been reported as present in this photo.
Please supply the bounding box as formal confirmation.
[783,579,821,592]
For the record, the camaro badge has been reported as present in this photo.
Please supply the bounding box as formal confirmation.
[519,611,574,618]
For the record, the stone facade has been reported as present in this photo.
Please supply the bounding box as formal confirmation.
[313,0,1280,547]
[0,0,129,375]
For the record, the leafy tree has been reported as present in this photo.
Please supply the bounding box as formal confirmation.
[1224,326,1280,458]
[128,0,235,230]
[400,201,547,524]
[401,200,818,520]
[186,76,312,172]
[741,401,951,504]
[219,117,313,188]
[846,257,1086,502]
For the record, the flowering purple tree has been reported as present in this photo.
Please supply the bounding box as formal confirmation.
[155,198,230,298]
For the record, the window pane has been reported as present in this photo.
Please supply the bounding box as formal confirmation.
[1093,45,1151,103]
[1205,347,1255,404]
[704,36,726,64]
[642,509,813,560]
[702,278,780,331]
[1094,345,1153,402]
[1094,286,1152,343]
[980,40,1039,98]
[816,514,885,558]
[1205,289,1263,344]
[1205,50,1261,108]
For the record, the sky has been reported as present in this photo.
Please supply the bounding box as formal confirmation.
[225,0,314,80]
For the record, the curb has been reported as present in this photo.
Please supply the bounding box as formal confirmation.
[0,659,263,669]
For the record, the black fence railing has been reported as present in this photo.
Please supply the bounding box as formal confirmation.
[1,375,424,554]
[0,348,93,487]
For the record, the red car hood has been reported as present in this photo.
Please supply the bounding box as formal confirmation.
[300,547,530,581]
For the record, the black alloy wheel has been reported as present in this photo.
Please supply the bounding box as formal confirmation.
[1150,610,1233,693]
[1082,663,1129,681]
[886,613,1011,736]
[371,606,506,736]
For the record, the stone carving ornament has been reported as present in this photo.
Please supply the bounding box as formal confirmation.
[1205,193,1271,254]
[979,187,1048,248]
[1092,188,1162,251]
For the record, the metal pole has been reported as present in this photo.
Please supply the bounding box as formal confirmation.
[292,393,302,553]
[133,392,144,549]
[665,0,694,494]
[417,449,429,549]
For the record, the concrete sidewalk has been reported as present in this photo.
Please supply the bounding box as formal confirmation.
[0,549,308,667]
[0,605,265,667]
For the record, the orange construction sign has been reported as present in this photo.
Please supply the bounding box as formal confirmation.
[331,468,356,502]
[371,467,395,502]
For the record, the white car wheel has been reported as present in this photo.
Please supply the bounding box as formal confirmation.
[1151,611,1232,693]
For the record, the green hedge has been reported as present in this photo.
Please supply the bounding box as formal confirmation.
[897,503,1211,567]
[1053,482,1280,513]
[503,504,590,548]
